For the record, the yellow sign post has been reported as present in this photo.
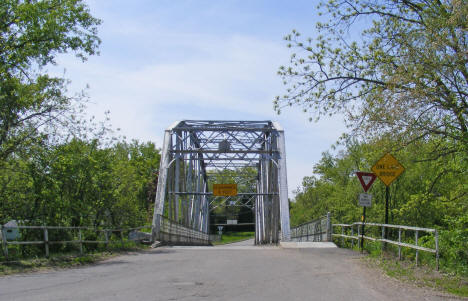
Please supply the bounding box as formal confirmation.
[213,184,237,196]
[371,153,405,187]
[371,153,405,246]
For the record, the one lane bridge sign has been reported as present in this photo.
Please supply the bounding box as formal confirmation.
[371,153,405,186]
[213,184,237,196]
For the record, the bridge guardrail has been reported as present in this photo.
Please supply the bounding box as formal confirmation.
[0,224,147,260]
[290,212,331,242]
[156,215,210,245]
[332,222,439,270]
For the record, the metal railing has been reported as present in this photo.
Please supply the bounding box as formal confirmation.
[332,222,439,269]
[156,215,210,245]
[290,212,332,242]
[1,224,147,260]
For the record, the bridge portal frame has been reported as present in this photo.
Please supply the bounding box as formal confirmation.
[151,120,291,244]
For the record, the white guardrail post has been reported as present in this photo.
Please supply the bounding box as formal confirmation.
[415,230,419,266]
[435,230,439,270]
[398,228,402,260]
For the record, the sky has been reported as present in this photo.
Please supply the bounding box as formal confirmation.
[52,0,347,197]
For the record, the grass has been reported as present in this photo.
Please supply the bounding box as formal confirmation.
[211,231,255,245]
[362,250,468,297]
[0,241,148,276]
[334,238,468,297]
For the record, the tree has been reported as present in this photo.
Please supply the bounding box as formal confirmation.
[275,0,467,155]
[0,0,101,161]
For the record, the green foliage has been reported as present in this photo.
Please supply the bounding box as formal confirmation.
[0,0,101,160]
[276,0,467,152]
[0,139,160,228]
[439,215,468,275]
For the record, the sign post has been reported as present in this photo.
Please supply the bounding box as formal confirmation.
[371,153,405,245]
[356,172,376,252]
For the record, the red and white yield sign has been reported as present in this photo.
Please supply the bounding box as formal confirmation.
[356,172,377,192]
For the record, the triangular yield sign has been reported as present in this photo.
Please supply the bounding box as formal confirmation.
[356,172,377,192]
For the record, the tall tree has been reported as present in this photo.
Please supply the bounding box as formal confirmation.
[0,0,101,161]
[275,0,467,154]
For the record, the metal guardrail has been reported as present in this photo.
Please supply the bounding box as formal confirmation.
[332,222,439,270]
[157,215,210,245]
[290,212,332,242]
[0,224,147,260]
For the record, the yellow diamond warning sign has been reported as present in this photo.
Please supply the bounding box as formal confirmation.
[371,153,405,186]
[213,184,237,196]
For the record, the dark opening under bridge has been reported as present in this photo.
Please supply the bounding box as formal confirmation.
[151,120,291,245]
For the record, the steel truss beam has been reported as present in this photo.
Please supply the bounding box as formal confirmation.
[152,120,291,244]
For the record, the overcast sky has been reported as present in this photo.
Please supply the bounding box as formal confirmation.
[52,0,346,197]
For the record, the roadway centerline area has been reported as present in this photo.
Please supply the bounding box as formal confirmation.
[0,246,449,301]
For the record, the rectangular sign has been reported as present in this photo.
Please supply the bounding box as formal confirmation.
[359,193,372,207]
[213,184,237,196]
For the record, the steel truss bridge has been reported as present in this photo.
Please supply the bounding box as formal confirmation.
[151,120,291,245]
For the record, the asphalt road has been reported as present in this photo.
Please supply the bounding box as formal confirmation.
[0,243,452,301]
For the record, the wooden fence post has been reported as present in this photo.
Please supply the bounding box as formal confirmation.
[78,229,83,255]
[1,226,8,260]
[341,227,344,246]
[105,230,109,249]
[44,227,49,258]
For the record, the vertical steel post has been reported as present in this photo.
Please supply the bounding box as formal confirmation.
[351,226,354,248]
[326,212,332,242]
[152,125,176,241]
[174,132,181,222]
[274,125,291,241]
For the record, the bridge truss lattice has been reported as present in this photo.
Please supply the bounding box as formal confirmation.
[151,120,291,244]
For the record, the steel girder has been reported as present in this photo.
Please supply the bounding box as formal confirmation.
[151,120,291,244]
